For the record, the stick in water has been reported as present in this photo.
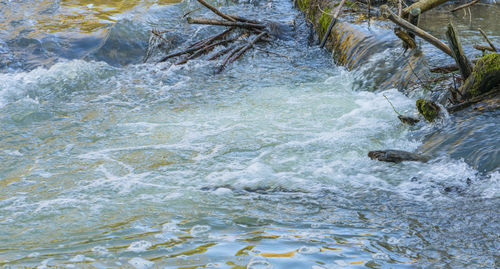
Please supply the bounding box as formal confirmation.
[319,0,347,48]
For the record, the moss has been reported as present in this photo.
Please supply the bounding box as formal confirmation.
[469,53,500,96]
[416,99,440,122]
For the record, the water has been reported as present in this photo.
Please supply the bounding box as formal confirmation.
[1,1,499,268]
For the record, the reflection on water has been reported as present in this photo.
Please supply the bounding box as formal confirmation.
[0,0,181,36]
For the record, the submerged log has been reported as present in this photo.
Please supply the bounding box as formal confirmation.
[186,17,266,30]
[368,150,430,163]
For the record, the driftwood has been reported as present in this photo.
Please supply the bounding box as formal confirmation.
[446,22,473,80]
[319,0,347,48]
[451,0,480,13]
[149,0,277,71]
[380,5,453,57]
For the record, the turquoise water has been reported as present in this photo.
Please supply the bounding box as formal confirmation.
[0,1,499,268]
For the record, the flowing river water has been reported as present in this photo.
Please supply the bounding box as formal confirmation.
[0,0,499,268]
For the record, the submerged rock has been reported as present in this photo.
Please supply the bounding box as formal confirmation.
[368,150,430,163]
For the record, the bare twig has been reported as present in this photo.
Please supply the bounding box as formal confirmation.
[319,0,347,48]
[187,17,266,30]
[478,28,498,52]
[451,0,480,12]
[195,0,236,22]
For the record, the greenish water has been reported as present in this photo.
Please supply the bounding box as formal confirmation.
[0,1,499,268]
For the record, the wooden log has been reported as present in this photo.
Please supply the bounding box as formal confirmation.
[446,22,472,79]
[187,17,266,30]
[478,28,497,52]
[319,0,347,48]
[403,0,451,17]
[175,38,238,65]
[451,0,480,12]
[380,5,453,57]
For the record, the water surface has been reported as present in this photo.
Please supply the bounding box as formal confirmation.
[0,0,499,268]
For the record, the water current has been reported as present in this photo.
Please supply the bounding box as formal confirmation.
[0,0,499,268]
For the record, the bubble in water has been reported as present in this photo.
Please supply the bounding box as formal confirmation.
[297,246,320,254]
[127,240,152,252]
[247,257,272,269]
[190,225,211,236]
[128,257,154,269]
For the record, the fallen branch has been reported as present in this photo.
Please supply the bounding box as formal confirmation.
[319,0,347,48]
[474,44,496,52]
[451,0,480,13]
[187,17,266,30]
[478,28,497,52]
[217,32,266,73]
[195,0,236,22]
[380,5,453,57]
[403,0,451,17]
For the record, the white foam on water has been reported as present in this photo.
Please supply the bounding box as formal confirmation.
[128,257,154,269]
[127,240,152,252]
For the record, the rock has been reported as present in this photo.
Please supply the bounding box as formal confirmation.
[416,98,440,122]
[398,115,420,125]
[458,53,500,100]
[368,149,430,163]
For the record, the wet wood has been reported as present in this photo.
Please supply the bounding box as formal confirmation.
[380,5,453,57]
[216,32,266,73]
[195,0,236,22]
[446,22,473,80]
[451,0,480,13]
[447,87,500,113]
[474,44,496,52]
[368,150,430,163]
[395,27,416,50]
[403,0,451,17]
[319,0,347,48]
[478,28,497,52]
[187,17,266,30]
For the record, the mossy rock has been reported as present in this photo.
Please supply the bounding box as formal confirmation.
[416,98,440,122]
[459,53,500,99]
